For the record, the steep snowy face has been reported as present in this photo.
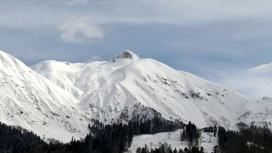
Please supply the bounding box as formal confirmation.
[33,50,258,129]
[0,51,30,74]
[0,51,90,142]
[238,97,272,129]
[32,61,84,99]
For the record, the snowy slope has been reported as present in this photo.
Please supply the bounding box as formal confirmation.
[0,50,270,143]
[128,130,218,153]
[33,50,259,129]
[238,97,272,129]
[0,50,90,142]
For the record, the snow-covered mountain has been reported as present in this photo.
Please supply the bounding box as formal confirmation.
[0,50,271,142]
[32,51,266,128]
[0,50,91,142]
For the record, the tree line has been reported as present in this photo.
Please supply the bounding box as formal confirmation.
[136,143,204,153]
[0,117,184,153]
[218,125,272,153]
[0,122,46,153]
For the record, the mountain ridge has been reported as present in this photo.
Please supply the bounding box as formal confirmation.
[0,50,271,142]
[32,50,254,128]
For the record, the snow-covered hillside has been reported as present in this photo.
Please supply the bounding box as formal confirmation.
[0,50,90,142]
[238,97,272,129]
[33,50,261,129]
[0,50,271,142]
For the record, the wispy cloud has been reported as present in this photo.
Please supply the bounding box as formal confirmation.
[59,16,104,43]
[214,63,272,99]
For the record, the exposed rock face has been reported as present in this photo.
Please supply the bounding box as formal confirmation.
[262,96,272,100]
[113,50,140,62]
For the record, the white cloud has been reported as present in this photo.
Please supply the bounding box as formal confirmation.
[215,63,272,99]
[59,16,104,43]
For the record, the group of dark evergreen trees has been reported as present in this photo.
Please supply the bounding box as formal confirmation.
[218,125,272,153]
[202,126,217,137]
[0,122,47,153]
[136,143,204,153]
[3,117,272,153]
[181,122,200,146]
[0,117,184,153]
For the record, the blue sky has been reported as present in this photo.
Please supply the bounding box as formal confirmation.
[1,0,272,98]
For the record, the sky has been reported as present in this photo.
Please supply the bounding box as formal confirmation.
[0,0,272,99]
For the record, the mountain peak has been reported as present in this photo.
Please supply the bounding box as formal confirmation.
[113,50,140,62]
[0,50,28,71]
[0,50,15,61]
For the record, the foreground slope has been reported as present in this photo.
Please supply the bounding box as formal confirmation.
[128,130,217,153]
[0,51,90,142]
[33,51,256,129]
